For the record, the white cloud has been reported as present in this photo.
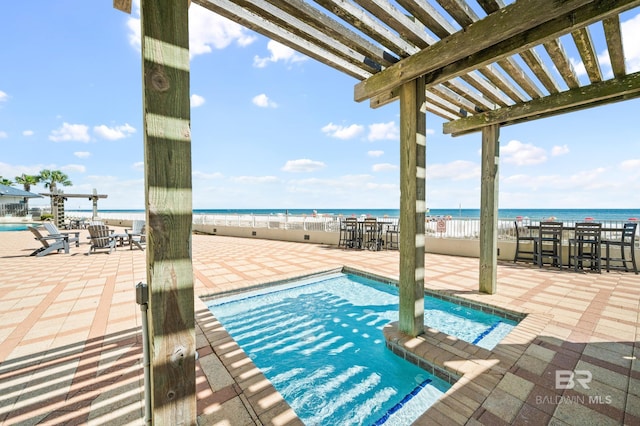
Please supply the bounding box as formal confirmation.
[368,150,384,157]
[191,94,205,107]
[61,164,86,173]
[622,13,640,72]
[428,160,480,181]
[133,161,145,171]
[126,16,141,51]
[0,131,7,139]
[372,163,397,172]
[74,151,91,159]
[551,144,569,156]
[126,1,255,55]
[570,57,587,78]
[230,175,279,184]
[49,123,91,142]
[368,121,399,141]
[22,130,34,137]
[252,93,278,108]
[93,123,136,140]
[253,40,307,68]
[621,159,640,170]
[281,159,326,173]
[566,168,607,189]
[189,4,256,57]
[321,122,364,140]
[501,139,547,165]
[0,91,8,102]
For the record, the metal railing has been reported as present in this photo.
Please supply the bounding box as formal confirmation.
[65,211,639,246]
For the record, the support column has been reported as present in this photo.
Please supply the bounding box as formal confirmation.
[398,76,426,336]
[479,124,500,294]
[140,0,195,423]
[91,188,99,220]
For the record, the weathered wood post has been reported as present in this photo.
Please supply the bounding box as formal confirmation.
[479,124,500,294]
[140,0,196,423]
[91,188,99,220]
[398,76,426,336]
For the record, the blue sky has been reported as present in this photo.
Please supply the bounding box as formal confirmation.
[1,1,639,211]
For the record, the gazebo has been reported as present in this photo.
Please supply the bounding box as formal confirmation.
[112,0,640,422]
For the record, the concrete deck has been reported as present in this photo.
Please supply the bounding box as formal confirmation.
[0,228,638,425]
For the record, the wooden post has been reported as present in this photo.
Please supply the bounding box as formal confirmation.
[479,124,500,294]
[91,188,99,220]
[140,0,195,423]
[398,76,426,336]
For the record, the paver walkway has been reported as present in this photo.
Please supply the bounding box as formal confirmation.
[0,228,638,425]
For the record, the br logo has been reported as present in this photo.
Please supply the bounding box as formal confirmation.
[555,370,592,389]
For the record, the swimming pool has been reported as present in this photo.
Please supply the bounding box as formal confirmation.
[206,272,517,425]
[0,223,35,232]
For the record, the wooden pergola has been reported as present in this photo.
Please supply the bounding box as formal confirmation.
[113,0,640,423]
[39,189,108,227]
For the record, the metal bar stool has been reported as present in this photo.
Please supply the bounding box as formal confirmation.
[385,223,399,250]
[568,222,602,273]
[535,221,563,268]
[513,220,537,263]
[602,222,638,274]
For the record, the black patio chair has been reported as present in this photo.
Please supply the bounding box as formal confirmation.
[513,220,536,264]
[602,222,637,274]
[535,221,563,268]
[568,222,602,273]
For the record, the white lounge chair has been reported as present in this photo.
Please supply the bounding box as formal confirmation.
[43,222,80,247]
[28,226,69,257]
[126,220,146,250]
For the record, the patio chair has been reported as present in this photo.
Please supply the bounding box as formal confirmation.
[338,218,349,248]
[602,222,638,274]
[568,222,602,273]
[28,226,69,257]
[127,223,146,251]
[385,222,399,250]
[513,220,536,263]
[126,220,145,235]
[43,222,80,247]
[535,221,563,268]
[341,218,360,249]
[362,217,382,250]
[86,224,117,255]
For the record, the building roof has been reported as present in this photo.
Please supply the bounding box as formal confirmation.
[0,184,43,199]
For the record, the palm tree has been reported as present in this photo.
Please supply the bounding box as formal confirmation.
[15,174,41,213]
[0,176,13,186]
[39,169,72,194]
[39,169,72,216]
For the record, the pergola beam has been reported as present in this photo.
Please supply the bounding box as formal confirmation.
[444,71,640,135]
[355,0,640,103]
[354,0,594,102]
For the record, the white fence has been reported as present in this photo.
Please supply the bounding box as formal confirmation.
[66,211,639,243]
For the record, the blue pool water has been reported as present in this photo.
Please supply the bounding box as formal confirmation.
[0,223,33,231]
[206,272,517,425]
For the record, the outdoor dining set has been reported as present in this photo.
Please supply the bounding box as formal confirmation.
[338,217,398,251]
[514,220,638,274]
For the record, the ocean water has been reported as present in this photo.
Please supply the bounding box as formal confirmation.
[73,208,640,222]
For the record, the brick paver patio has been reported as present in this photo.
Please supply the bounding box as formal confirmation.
[0,228,638,425]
